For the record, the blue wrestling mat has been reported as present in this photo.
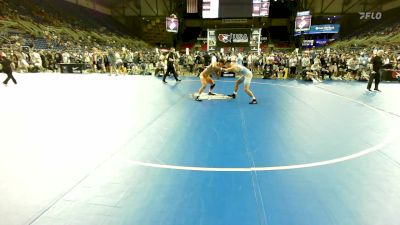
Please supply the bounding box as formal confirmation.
[0,74,399,225]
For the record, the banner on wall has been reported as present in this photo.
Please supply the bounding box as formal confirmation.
[302,40,314,47]
[215,29,251,47]
[315,39,328,47]
[250,28,261,53]
[311,24,340,33]
[207,29,216,51]
[295,24,340,36]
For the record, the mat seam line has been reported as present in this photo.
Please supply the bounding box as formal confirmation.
[26,92,187,225]
[239,106,269,225]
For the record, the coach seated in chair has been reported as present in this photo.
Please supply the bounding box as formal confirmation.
[301,66,321,83]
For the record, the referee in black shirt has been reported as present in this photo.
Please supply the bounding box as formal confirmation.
[367,50,383,92]
[0,52,17,86]
[162,48,181,83]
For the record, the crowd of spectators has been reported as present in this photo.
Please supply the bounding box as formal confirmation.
[229,47,400,82]
[1,0,399,82]
[2,44,400,83]
[0,0,149,69]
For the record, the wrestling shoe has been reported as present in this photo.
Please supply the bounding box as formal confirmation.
[374,89,382,92]
[195,95,202,101]
[208,92,216,95]
[227,93,236,99]
[249,99,258,104]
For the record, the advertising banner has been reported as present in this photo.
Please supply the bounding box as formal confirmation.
[310,24,340,34]
[215,29,251,47]
[250,28,261,53]
[315,39,328,47]
[295,24,340,36]
[207,29,216,51]
[302,40,314,47]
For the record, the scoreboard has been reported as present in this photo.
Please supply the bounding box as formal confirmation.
[202,0,270,19]
[252,0,270,17]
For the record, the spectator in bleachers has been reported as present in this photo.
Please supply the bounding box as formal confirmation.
[39,50,47,69]
[301,66,319,83]
[247,52,254,71]
[236,53,243,66]
[311,61,322,82]
[357,53,369,81]
[91,49,98,73]
[313,55,321,65]
[346,56,358,80]
[96,52,106,73]
[121,50,132,73]
[328,53,339,79]
[301,53,311,71]
[194,52,203,76]
[254,54,263,76]
[83,51,91,69]
[54,51,62,71]
[289,54,297,78]
[16,51,29,72]
[115,51,126,75]
[154,59,165,77]
[338,54,347,80]
[261,53,273,79]
[186,53,195,75]
[203,52,211,67]
[62,51,70,64]
[30,50,43,72]
[107,48,117,76]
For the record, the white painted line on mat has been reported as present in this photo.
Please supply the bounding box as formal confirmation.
[119,128,394,172]
[118,80,397,172]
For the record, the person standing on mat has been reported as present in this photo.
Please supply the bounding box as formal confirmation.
[194,58,226,101]
[162,47,181,83]
[222,60,257,104]
[0,52,17,86]
[367,50,384,92]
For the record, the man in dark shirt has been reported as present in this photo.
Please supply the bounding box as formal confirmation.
[367,50,384,92]
[0,52,17,86]
[162,47,181,83]
[203,52,211,67]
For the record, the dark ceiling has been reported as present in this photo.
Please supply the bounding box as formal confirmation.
[92,0,124,7]
[92,0,398,12]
